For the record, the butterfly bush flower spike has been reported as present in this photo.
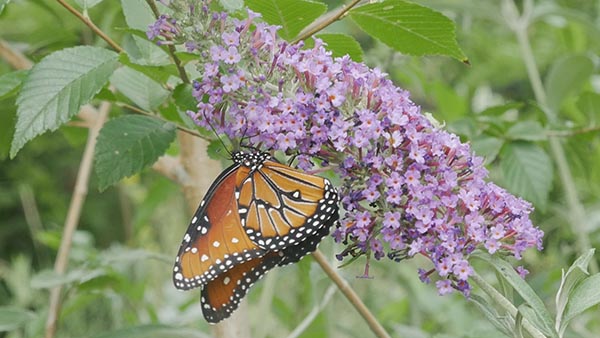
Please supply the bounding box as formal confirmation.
[149,0,544,296]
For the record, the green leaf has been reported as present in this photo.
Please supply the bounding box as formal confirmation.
[469,295,513,337]
[245,0,327,40]
[349,0,467,62]
[0,101,16,160]
[478,254,557,337]
[506,121,547,141]
[576,91,600,122]
[94,115,176,190]
[545,54,593,115]
[563,273,600,324]
[110,66,170,111]
[0,0,10,15]
[31,268,106,289]
[470,135,504,165]
[500,142,553,210]
[123,34,171,66]
[556,249,595,336]
[92,324,211,338]
[121,0,156,32]
[220,0,243,11]
[0,70,28,99]
[0,307,35,332]
[10,46,118,158]
[74,0,104,10]
[311,33,364,62]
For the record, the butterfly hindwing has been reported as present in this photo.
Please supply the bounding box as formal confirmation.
[200,251,283,323]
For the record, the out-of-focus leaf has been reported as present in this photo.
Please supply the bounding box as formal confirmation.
[220,0,243,11]
[0,307,35,332]
[110,67,170,111]
[10,46,118,157]
[471,135,504,164]
[545,54,593,115]
[74,0,104,10]
[349,0,467,62]
[94,115,176,190]
[245,0,327,40]
[506,121,547,141]
[92,325,211,338]
[0,100,16,160]
[31,268,106,289]
[121,0,155,32]
[0,70,28,99]
[0,0,10,14]
[577,92,600,123]
[500,142,553,210]
[123,34,171,66]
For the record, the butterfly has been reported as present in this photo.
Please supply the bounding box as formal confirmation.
[173,151,339,323]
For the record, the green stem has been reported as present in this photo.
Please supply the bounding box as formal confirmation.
[502,0,598,273]
[471,271,546,338]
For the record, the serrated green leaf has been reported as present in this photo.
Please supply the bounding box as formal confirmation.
[92,324,210,338]
[311,33,364,61]
[121,0,156,32]
[94,115,176,190]
[0,70,28,99]
[556,249,595,336]
[245,0,327,40]
[0,307,35,332]
[545,54,593,115]
[562,273,600,323]
[110,67,170,111]
[349,0,467,62]
[123,34,171,66]
[471,135,504,165]
[500,142,553,210]
[10,46,118,158]
[506,121,547,141]
[479,254,557,337]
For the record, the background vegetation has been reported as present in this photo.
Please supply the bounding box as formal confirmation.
[1,0,599,337]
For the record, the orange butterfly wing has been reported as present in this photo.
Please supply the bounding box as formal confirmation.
[173,163,265,290]
[237,158,339,251]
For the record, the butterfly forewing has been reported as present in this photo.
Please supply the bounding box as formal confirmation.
[236,158,339,251]
[173,163,266,290]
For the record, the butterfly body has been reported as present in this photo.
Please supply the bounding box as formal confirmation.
[173,151,339,323]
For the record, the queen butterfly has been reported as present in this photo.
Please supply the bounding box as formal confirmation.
[173,151,339,323]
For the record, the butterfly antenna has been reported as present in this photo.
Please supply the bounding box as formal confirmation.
[202,107,232,159]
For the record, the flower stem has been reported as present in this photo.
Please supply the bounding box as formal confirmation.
[293,0,363,43]
[311,250,392,338]
[471,271,546,338]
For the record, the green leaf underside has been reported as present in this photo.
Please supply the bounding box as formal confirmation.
[500,142,552,210]
[95,115,176,191]
[349,0,467,62]
[482,254,557,337]
[10,46,118,157]
[245,0,327,40]
[121,0,156,32]
[110,66,170,111]
[506,121,547,141]
[563,273,600,323]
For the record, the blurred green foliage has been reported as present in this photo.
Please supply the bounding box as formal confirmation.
[1,0,599,337]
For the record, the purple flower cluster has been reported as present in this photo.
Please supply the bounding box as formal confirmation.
[148,0,544,296]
